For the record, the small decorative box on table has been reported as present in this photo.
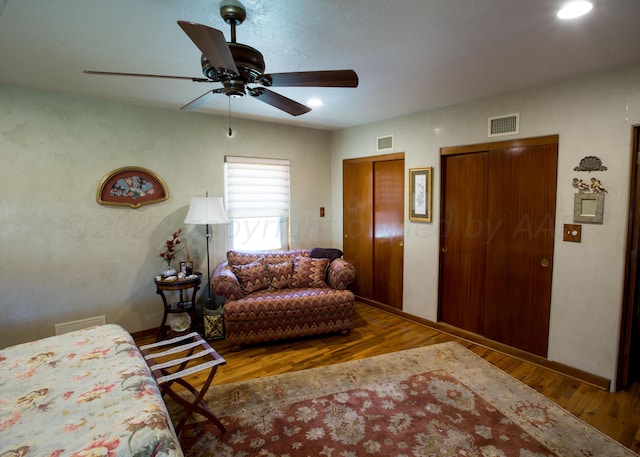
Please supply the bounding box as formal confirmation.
[155,273,203,340]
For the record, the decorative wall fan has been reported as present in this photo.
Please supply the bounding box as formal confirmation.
[84,2,358,116]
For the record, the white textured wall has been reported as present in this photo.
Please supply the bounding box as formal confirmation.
[331,63,640,386]
[0,86,332,347]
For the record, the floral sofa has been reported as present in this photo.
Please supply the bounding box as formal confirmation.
[212,248,356,349]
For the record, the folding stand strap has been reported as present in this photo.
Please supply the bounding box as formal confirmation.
[140,331,200,350]
[141,334,226,383]
[153,350,225,384]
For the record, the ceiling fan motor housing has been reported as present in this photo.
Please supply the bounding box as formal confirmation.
[200,41,265,97]
[228,43,265,81]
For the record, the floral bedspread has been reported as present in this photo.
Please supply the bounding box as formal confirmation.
[0,324,183,457]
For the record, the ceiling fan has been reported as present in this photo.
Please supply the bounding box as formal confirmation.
[84,1,359,116]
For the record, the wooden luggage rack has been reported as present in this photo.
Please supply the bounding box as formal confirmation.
[140,332,226,437]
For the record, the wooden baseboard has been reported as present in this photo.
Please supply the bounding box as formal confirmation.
[358,297,610,391]
[130,327,157,341]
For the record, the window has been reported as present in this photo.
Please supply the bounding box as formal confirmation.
[224,156,290,251]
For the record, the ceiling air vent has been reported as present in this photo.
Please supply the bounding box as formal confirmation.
[488,113,519,137]
[377,135,394,152]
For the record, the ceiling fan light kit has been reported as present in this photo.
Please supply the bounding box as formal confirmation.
[84,1,358,117]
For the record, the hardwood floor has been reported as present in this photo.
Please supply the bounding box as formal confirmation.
[135,302,640,453]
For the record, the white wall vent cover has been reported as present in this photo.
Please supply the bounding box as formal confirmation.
[488,113,519,137]
[55,315,106,335]
[377,135,394,151]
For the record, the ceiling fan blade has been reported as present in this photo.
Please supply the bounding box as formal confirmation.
[249,88,311,116]
[177,21,239,77]
[180,88,225,111]
[83,70,211,83]
[260,70,359,88]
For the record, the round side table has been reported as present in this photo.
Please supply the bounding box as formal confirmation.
[154,273,202,341]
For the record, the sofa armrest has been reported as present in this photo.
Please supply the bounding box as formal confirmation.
[212,261,243,302]
[327,258,356,290]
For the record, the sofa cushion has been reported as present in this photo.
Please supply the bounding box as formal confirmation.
[290,255,329,288]
[231,258,269,295]
[222,288,354,347]
[224,288,354,322]
[227,249,309,266]
[266,260,293,290]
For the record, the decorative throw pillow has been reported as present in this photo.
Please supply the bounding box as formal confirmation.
[231,258,269,295]
[290,256,330,288]
[310,247,343,263]
[267,260,293,290]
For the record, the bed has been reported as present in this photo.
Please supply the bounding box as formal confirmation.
[0,324,183,457]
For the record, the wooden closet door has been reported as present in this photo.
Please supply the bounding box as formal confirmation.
[343,160,373,298]
[439,152,489,334]
[439,136,558,357]
[373,159,405,308]
[483,144,557,356]
[343,154,405,308]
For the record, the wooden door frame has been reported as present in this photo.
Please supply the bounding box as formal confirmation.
[440,135,559,157]
[618,125,640,390]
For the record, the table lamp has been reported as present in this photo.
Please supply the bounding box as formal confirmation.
[183,193,228,306]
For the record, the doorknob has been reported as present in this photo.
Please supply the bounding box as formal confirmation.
[540,259,549,267]
[399,241,404,247]
[441,247,447,253]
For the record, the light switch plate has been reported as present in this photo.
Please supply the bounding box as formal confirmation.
[563,224,582,242]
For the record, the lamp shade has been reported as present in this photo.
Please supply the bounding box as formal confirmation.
[183,196,228,225]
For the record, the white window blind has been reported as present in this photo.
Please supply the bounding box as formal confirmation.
[224,156,290,219]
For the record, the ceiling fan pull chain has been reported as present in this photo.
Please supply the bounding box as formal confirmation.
[228,97,233,137]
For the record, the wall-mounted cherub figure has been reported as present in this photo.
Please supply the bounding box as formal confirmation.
[572,178,590,192]
[590,177,608,193]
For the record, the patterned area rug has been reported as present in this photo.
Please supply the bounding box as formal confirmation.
[169,342,638,456]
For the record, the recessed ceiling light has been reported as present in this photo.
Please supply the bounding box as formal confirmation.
[307,98,323,107]
[557,1,593,19]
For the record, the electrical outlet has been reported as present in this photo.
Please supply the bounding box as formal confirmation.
[320,207,325,217]
[563,224,582,242]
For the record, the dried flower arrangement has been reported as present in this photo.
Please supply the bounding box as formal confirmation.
[159,228,183,268]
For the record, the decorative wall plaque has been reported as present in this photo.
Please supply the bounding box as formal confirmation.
[97,166,168,209]
[573,156,608,173]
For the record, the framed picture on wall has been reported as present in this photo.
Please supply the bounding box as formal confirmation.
[409,167,433,222]
[97,166,169,209]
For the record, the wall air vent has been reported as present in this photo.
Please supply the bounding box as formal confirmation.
[488,113,519,137]
[377,135,394,152]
